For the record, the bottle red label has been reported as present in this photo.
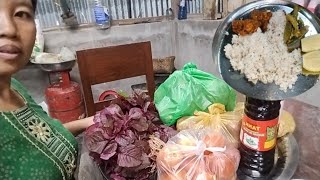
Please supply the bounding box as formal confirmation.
[240,115,278,151]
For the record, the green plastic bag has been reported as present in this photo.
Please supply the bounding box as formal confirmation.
[155,63,236,126]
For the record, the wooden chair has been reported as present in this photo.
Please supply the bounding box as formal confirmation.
[76,42,156,116]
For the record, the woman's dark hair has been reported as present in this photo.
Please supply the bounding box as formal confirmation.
[32,0,37,11]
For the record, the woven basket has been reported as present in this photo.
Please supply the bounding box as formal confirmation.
[153,56,175,74]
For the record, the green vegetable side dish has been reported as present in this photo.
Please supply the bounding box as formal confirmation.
[284,5,309,51]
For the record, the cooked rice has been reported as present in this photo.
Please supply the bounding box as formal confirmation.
[224,10,302,91]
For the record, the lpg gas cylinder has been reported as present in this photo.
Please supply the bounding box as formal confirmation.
[45,72,86,123]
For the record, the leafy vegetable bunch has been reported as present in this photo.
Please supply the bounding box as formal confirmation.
[85,91,176,180]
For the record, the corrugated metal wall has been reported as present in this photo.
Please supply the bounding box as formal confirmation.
[36,0,203,29]
[187,0,203,14]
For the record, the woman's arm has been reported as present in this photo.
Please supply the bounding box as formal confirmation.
[63,116,94,136]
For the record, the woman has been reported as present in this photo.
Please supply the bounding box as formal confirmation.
[0,0,94,179]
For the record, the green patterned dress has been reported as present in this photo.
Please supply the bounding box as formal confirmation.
[0,79,78,180]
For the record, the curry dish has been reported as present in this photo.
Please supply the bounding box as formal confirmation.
[232,10,272,36]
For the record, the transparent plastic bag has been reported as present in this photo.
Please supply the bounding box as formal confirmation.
[157,129,240,180]
[176,103,243,147]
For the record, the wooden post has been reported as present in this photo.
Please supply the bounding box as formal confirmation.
[203,0,217,19]
[171,0,180,19]
[222,0,228,18]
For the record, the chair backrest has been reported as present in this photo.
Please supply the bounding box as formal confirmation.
[76,41,155,116]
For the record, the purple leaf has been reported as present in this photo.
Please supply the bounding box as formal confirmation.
[85,91,177,179]
[126,129,136,140]
[115,136,130,147]
[88,122,113,137]
[113,119,125,135]
[115,130,135,146]
[112,97,132,112]
[85,122,101,135]
[85,126,109,154]
[128,108,143,119]
[93,113,104,123]
[134,168,153,180]
[115,134,134,146]
[128,108,149,132]
[102,128,114,139]
[145,112,159,122]
[159,125,178,141]
[117,145,142,167]
[103,104,124,117]
[130,118,149,132]
[86,139,108,154]
[101,115,114,128]
[89,152,103,165]
[134,153,151,171]
[110,173,126,180]
[134,140,150,154]
[100,143,117,160]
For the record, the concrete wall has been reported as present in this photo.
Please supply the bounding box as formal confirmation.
[14,19,320,107]
[175,20,222,75]
[174,19,246,103]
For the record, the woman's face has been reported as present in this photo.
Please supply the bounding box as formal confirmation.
[0,0,36,77]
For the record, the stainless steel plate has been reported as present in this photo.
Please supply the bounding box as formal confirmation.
[272,135,299,180]
[212,0,320,100]
[33,60,76,72]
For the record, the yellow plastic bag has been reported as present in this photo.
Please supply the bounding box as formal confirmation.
[176,103,243,147]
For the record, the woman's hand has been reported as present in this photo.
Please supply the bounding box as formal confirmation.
[63,116,94,136]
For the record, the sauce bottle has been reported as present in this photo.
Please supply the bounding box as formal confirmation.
[238,97,281,179]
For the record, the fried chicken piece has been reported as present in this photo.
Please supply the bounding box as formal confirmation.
[232,20,244,34]
[250,10,272,21]
[243,19,261,34]
[232,19,261,36]
[232,10,273,35]
[250,10,272,32]
[261,21,269,32]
